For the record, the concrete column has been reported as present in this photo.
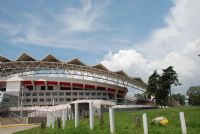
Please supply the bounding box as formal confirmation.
[52,112,55,129]
[62,110,66,129]
[46,113,51,128]
[142,113,148,134]
[75,103,79,128]
[89,102,94,130]
[109,108,115,134]
[180,112,187,134]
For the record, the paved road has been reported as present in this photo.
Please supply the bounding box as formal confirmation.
[0,125,39,134]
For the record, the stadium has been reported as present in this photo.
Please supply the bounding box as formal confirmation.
[0,53,147,109]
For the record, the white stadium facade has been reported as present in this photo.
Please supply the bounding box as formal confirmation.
[0,53,147,109]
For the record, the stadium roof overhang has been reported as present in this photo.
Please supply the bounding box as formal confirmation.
[0,53,147,91]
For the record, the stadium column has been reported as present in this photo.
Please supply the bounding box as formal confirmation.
[115,89,118,101]
[62,110,66,129]
[75,103,79,128]
[109,107,115,134]
[89,102,94,130]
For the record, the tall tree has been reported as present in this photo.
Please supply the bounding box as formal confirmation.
[146,71,163,106]
[160,66,180,106]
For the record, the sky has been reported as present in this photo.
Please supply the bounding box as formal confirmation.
[0,0,200,95]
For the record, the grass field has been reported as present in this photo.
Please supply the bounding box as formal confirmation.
[15,107,200,134]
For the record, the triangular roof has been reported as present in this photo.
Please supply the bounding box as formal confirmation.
[92,64,109,71]
[67,58,86,66]
[42,54,60,62]
[0,56,11,62]
[16,53,36,61]
[114,70,128,77]
[133,77,144,83]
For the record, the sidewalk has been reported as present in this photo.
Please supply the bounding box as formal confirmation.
[0,124,39,134]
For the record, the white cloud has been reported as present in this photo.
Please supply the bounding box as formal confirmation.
[2,0,113,52]
[0,21,21,36]
[56,0,110,31]
[101,0,200,94]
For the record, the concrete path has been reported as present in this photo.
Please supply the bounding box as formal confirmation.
[0,124,39,134]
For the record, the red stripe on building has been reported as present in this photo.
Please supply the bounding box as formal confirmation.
[34,81,45,85]
[22,81,32,85]
[85,84,95,89]
[108,88,116,93]
[47,81,58,85]
[60,82,71,86]
[118,90,125,94]
[72,83,83,88]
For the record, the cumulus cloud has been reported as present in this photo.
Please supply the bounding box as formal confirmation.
[101,0,200,94]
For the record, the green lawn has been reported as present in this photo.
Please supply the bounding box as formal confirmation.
[15,107,200,134]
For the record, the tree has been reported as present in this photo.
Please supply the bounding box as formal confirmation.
[134,93,147,101]
[171,93,186,106]
[146,71,163,106]
[187,86,200,106]
[160,66,180,106]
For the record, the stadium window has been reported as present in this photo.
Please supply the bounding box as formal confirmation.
[32,93,37,96]
[73,98,77,101]
[73,92,77,95]
[73,88,82,90]
[41,86,46,90]
[97,93,101,96]
[40,98,44,102]
[79,93,84,95]
[48,86,53,90]
[86,93,90,96]
[53,92,57,96]
[103,93,107,96]
[0,88,6,91]
[27,86,33,91]
[46,98,51,102]
[59,92,64,96]
[66,98,70,101]
[26,99,31,102]
[60,87,71,90]
[39,93,44,96]
[60,98,64,101]
[66,92,71,95]
[26,93,31,96]
[46,92,51,96]
[33,99,37,102]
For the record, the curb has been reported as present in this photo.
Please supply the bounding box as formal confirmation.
[0,124,37,128]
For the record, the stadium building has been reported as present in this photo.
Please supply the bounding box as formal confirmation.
[0,53,146,108]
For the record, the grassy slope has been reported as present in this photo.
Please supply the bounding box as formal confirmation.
[15,107,200,134]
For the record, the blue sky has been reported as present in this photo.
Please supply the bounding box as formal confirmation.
[0,0,200,94]
[0,0,172,63]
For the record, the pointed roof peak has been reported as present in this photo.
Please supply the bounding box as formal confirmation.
[132,77,144,83]
[114,70,128,77]
[0,56,11,62]
[16,53,36,61]
[42,54,60,62]
[92,63,109,71]
[67,58,86,66]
